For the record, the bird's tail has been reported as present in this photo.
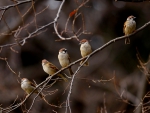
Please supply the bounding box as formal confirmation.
[68,67,73,75]
[58,73,68,82]
[35,90,44,99]
[80,60,89,66]
[125,37,130,44]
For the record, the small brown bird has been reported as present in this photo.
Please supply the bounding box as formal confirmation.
[58,48,73,75]
[123,15,136,44]
[42,59,67,81]
[80,39,92,66]
[21,78,44,98]
[21,78,55,106]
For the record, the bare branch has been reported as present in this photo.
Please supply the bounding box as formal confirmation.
[54,0,90,40]
[0,0,32,10]
[65,56,90,113]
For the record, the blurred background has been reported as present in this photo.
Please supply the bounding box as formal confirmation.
[0,0,150,113]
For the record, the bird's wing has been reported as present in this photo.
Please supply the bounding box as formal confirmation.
[123,21,126,33]
[48,63,59,71]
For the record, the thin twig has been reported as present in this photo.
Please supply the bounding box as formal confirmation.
[0,0,32,22]
[65,56,90,113]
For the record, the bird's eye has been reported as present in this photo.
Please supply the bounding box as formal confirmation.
[62,51,66,54]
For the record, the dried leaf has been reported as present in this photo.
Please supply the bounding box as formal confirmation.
[69,10,77,17]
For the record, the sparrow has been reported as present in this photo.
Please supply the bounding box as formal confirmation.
[80,39,92,66]
[21,78,44,98]
[42,59,68,81]
[123,15,136,44]
[21,78,55,106]
[58,48,73,75]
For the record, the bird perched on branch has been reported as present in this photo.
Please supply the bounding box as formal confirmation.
[42,59,68,81]
[21,78,44,98]
[80,39,92,66]
[21,78,56,106]
[123,15,136,44]
[58,48,73,75]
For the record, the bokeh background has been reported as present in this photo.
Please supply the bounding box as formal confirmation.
[0,0,150,113]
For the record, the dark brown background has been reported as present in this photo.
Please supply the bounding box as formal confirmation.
[0,0,150,113]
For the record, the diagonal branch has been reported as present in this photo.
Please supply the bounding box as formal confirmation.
[1,18,150,113]
[0,0,32,10]
[0,0,32,22]
[65,56,90,113]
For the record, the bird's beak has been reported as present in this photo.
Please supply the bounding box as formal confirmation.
[134,17,136,19]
